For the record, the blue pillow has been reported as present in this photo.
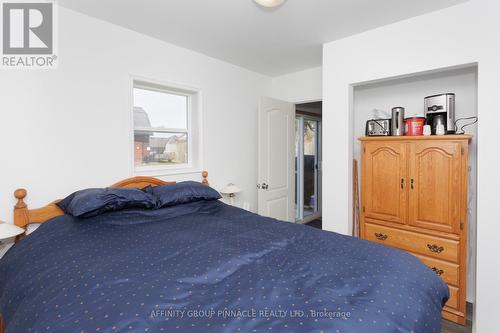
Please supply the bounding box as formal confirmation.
[147,181,221,208]
[57,187,157,217]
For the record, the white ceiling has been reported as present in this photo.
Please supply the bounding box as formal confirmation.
[58,0,467,76]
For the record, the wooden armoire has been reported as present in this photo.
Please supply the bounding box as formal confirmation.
[359,135,471,325]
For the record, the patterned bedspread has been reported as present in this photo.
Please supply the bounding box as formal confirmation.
[0,200,448,332]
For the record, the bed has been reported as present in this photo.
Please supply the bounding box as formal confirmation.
[0,173,449,333]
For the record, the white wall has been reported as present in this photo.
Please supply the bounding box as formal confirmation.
[0,6,272,255]
[353,66,478,149]
[353,66,478,302]
[323,0,499,331]
[272,66,322,103]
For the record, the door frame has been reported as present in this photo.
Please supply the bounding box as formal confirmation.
[295,100,322,224]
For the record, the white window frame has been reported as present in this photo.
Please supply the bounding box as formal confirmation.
[131,76,203,176]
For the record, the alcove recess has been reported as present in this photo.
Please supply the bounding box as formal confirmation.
[352,64,478,303]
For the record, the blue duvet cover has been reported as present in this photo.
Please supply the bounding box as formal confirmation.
[0,200,448,333]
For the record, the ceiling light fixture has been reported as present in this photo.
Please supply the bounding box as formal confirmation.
[254,0,287,8]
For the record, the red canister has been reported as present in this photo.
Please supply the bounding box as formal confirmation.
[404,117,426,136]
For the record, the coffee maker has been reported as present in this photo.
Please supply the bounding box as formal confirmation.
[424,93,455,134]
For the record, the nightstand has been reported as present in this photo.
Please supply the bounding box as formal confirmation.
[0,221,24,259]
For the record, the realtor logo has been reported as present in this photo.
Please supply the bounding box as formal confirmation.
[1,1,57,68]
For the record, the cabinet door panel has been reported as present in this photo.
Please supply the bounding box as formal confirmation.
[362,142,407,224]
[408,142,461,233]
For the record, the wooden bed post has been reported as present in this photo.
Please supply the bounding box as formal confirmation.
[14,188,29,241]
[14,189,29,230]
[202,171,209,185]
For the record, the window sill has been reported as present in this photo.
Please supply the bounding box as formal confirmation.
[134,166,203,178]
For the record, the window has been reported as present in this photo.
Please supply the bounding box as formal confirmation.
[133,80,200,174]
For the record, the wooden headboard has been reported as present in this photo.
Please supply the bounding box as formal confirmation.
[13,171,209,233]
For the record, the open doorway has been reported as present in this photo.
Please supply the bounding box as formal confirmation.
[295,101,322,225]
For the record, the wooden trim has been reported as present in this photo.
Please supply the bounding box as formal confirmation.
[0,314,4,333]
[13,171,210,234]
[443,307,466,325]
[457,140,469,322]
[358,134,472,142]
[352,159,360,237]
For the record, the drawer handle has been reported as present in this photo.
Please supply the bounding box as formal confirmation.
[374,232,388,241]
[427,244,444,253]
[432,267,444,276]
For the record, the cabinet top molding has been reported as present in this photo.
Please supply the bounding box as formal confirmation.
[359,135,472,142]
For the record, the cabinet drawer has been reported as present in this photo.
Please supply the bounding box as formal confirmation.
[364,223,460,263]
[414,254,459,286]
[444,285,459,311]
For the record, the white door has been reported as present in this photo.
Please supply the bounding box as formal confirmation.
[258,97,295,222]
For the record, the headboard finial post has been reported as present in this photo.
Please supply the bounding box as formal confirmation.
[14,188,27,209]
[14,188,29,232]
[202,171,209,185]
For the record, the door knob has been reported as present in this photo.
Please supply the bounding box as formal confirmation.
[256,184,261,189]
[261,183,269,190]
